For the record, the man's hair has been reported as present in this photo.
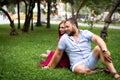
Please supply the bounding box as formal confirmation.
[65,17,78,28]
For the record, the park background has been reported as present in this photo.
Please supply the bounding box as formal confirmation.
[0,0,120,80]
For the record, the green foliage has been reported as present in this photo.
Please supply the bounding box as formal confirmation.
[86,0,113,14]
[0,24,120,80]
[20,3,26,13]
[6,4,16,14]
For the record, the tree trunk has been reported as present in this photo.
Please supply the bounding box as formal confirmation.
[22,0,28,32]
[0,7,18,35]
[75,0,88,19]
[65,3,67,20]
[100,0,120,40]
[22,14,31,32]
[17,0,21,29]
[46,0,51,28]
[22,0,35,32]
[31,10,34,31]
[22,0,28,16]
[36,0,42,27]
[71,5,75,19]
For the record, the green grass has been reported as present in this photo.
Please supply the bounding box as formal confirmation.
[0,24,120,80]
[94,21,120,27]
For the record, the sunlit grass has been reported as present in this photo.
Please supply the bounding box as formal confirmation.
[0,24,120,80]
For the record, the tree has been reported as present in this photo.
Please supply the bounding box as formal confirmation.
[0,7,18,35]
[100,0,120,39]
[36,0,42,27]
[75,0,88,19]
[76,0,120,40]
[62,0,74,19]
[45,0,59,28]
[62,0,88,19]
[22,0,35,32]
[46,0,51,28]
[0,0,18,35]
[62,0,120,40]
[17,0,21,29]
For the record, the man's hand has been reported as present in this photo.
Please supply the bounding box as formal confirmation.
[103,51,112,63]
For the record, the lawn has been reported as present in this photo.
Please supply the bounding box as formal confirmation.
[0,24,120,80]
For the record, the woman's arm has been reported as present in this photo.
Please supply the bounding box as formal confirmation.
[44,47,64,68]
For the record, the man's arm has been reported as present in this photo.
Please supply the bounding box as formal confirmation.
[91,34,112,63]
[91,34,107,51]
[46,47,64,68]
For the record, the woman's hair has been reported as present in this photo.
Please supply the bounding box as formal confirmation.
[58,20,66,36]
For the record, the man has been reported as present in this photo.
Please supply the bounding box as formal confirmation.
[44,18,120,79]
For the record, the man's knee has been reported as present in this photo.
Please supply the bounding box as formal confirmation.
[94,46,101,52]
[74,64,90,74]
[93,46,101,58]
[74,68,86,74]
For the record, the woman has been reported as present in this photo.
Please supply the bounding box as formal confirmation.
[38,20,70,68]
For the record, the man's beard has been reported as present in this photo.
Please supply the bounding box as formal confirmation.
[68,30,76,36]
